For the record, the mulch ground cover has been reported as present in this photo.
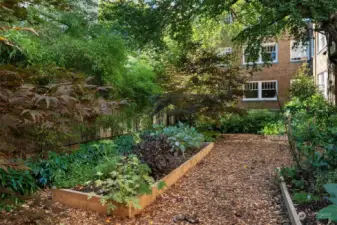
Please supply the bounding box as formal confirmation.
[1,134,293,225]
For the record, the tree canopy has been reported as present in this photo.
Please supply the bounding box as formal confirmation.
[103,0,337,64]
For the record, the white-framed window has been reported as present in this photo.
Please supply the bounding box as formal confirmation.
[318,33,327,52]
[217,47,232,56]
[243,43,278,64]
[318,71,328,99]
[243,80,278,101]
[290,40,308,61]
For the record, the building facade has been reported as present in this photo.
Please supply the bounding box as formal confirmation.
[312,31,337,105]
[235,37,308,109]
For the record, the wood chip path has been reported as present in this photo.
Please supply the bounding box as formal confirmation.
[1,134,293,225]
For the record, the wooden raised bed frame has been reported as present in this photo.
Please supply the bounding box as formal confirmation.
[277,168,302,225]
[264,135,288,141]
[52,142,214,218]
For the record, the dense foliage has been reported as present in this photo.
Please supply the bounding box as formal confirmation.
[1,122,205,211]
[104,0,337,65]
[0,0,162,156]
[152,123,204,153]
[261,121,285,136]
[154,46,246,123]
[217,110,280,134]
[135,124,205,179]
[0,65,119,155]
[279,73,337,223]
[90,155,155,211]
[135,134,179,180]
[317,184,337,222]
[114,135,134,155]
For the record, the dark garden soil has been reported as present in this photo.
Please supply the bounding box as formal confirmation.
[295,200,332,225]
[1,134,293,225]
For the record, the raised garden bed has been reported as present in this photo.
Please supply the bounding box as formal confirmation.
[264,135,288,141]
[280,178,302,225]
[52,142,214,218]
[279,173,332,225]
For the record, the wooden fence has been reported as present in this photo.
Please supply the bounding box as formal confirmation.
[63,112,176,147]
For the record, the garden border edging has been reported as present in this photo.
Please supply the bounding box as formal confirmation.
[264,135,288,141]
[52,142,214,218]
[278,168,302,225]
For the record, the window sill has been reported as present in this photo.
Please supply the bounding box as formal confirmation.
[241,61,278,66]
[242,98,278,102]
[290,60,307,63]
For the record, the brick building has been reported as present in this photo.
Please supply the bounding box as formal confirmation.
[240,38,308,109]
[219,37,308,109]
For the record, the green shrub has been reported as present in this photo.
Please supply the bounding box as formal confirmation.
[317,184,337,223]
[220,109,280,134]
[261,120,286,135]
[87,155,156,211]
[292,191,319,204]
[0,167,37,210]
[152,123,204,153]
[27,140,117,187]
[135,134,180,179]
[53,162,97,188]
[114,135,134,155]
[281,84,337,196]
[199,130,222,142]
[27,152,71,187]
[290,64,317,101]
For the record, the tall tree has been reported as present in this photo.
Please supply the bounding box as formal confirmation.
[103,0,337,64]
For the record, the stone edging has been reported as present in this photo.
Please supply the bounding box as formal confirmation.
[52,142,214,218]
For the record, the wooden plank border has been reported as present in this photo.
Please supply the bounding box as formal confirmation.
[264,135,288,141]
[277,168,302,225]
[52,142,214,218]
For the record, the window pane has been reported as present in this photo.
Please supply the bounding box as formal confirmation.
[290,40,308,61]
[262,89,276,98]
[261,81,277,98]
[262,45,277,62]
[318,33,327,51]
[318,72,328,98]
[244,82,258,98]
[244,90,258,98]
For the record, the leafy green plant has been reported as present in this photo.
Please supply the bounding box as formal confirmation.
[153,123,204,153]
[261,120,286,135]
[199,130,221,142]
[220,110,280,134]
[53,162,97,188]
[28,140,117,188]
[317,184,337,222]
[280,80,337,198]
[27,152,70,187]
[293,191,319,204]
[87,155,155,211]
[290,64,317,101]
[313,170,337,195]
[114,135,134,155]
[0,167,38,211]
[135,134,179,180]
